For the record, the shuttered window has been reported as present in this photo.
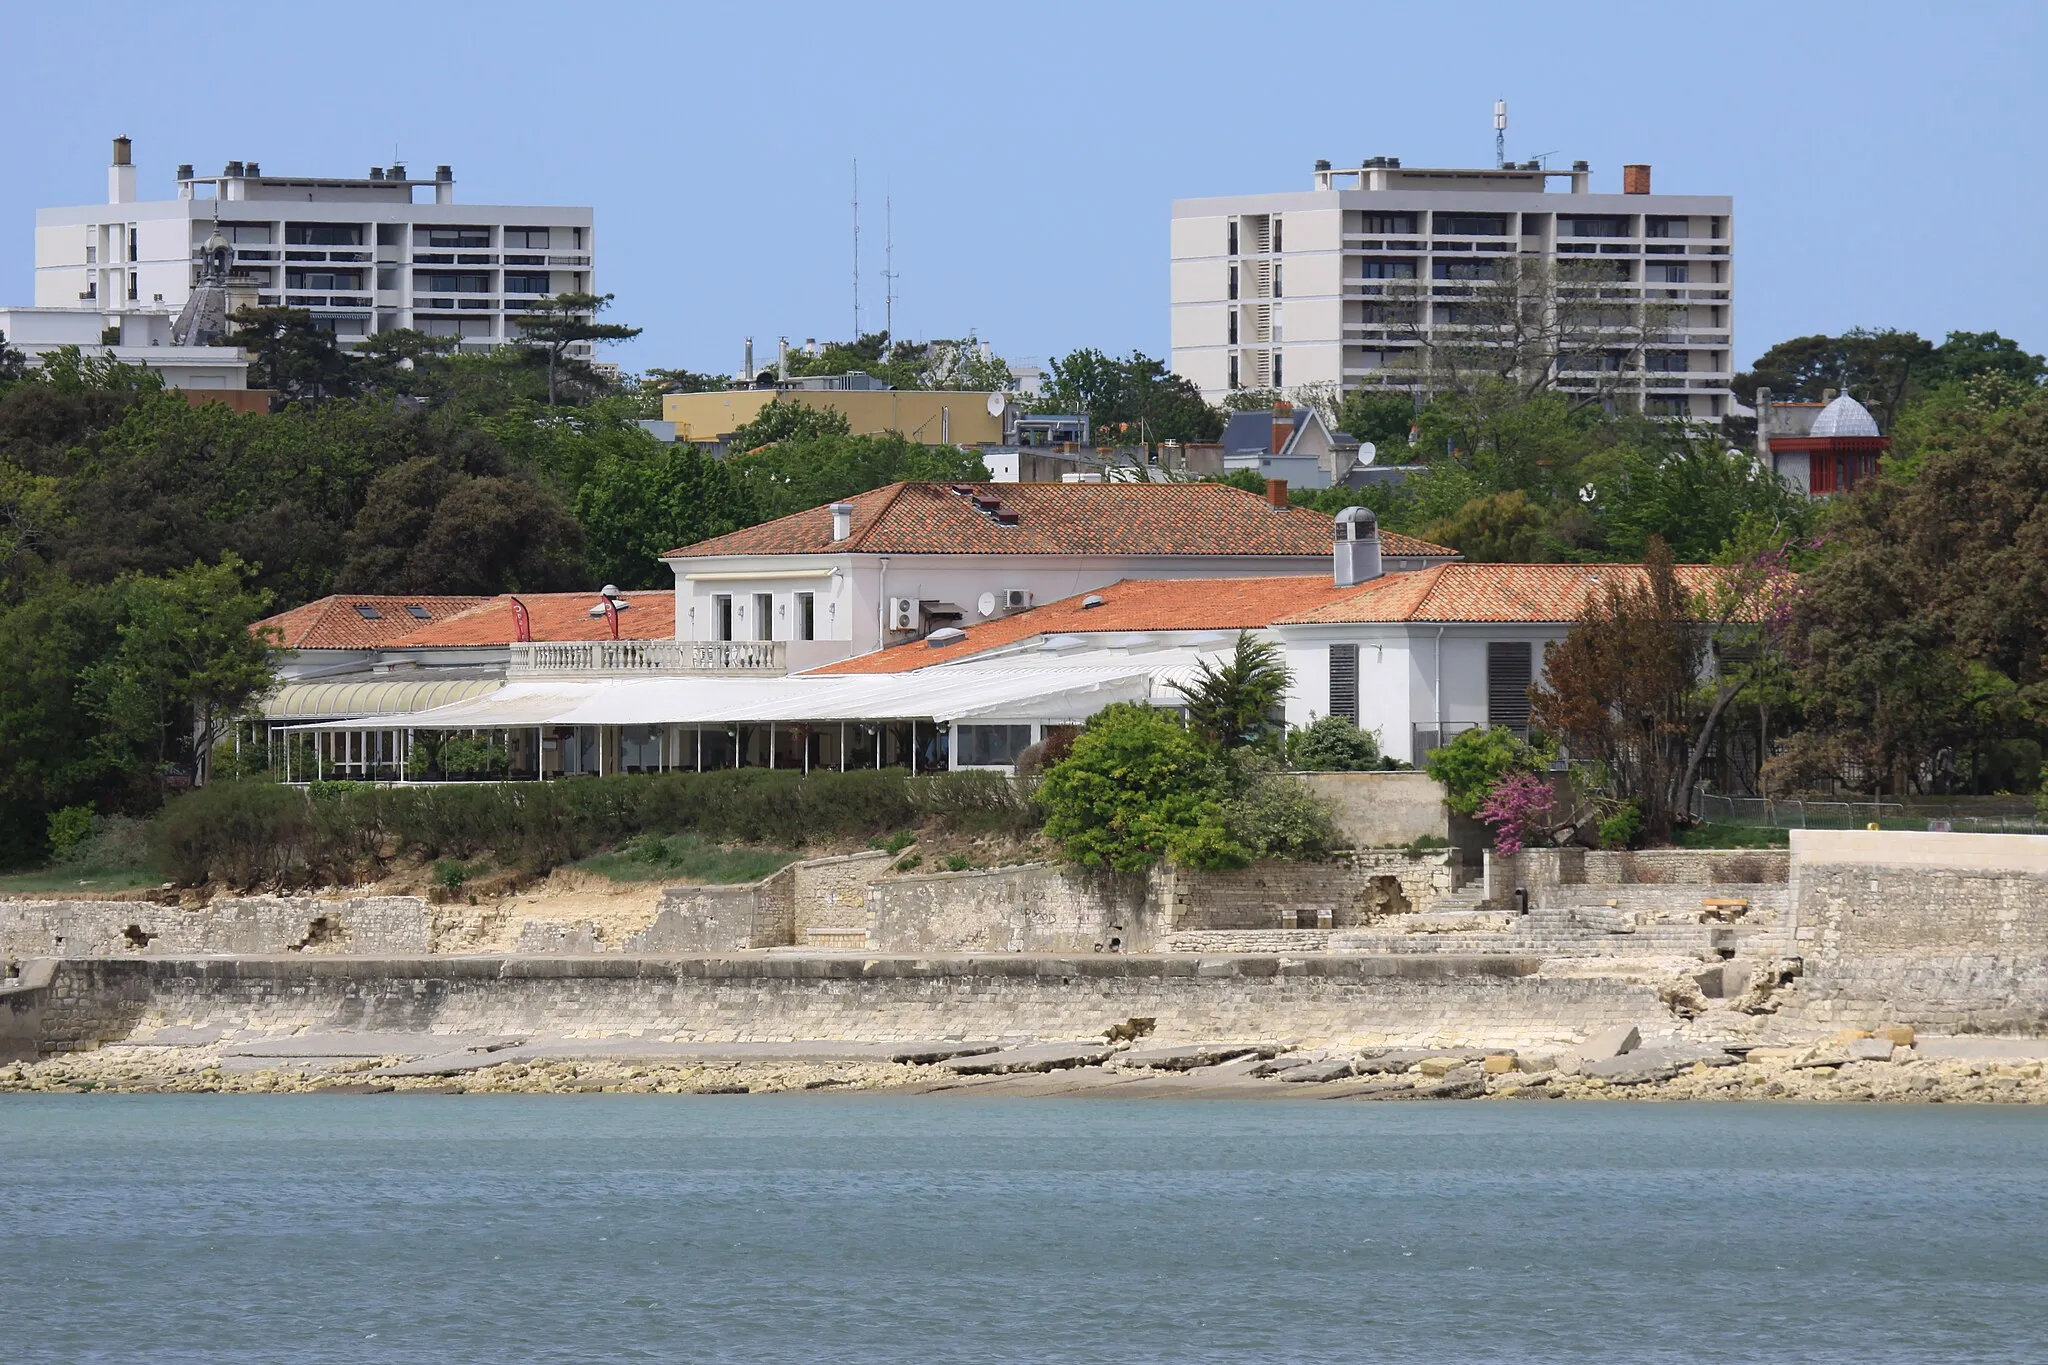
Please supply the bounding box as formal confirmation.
[1329,645,1359,724]
[1487,642,1533,735]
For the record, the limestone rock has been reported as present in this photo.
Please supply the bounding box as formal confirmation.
[1847,1038,1896,1062]
[1276,1059,1357,1083]
[1482,1054,1518,1075]
[1118,1043,1273,1071]
[942,1043,1115,1075]
[1579,1024,1642,1062]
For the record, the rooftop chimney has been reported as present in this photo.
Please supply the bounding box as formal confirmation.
[1622,163,1651,195]
[434,164,454,204]
[1265,478,1289,509]
[829,502,854,542]
[1333,505,1383,587]
[1270,399,1295,454]
[369,166,385,181]
[744,337,754,381]
[108,136,136,205]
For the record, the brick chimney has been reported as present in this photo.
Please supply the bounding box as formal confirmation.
[1270,400,1294,454]
[1265,478,1289,509]
[1622,164,1651,195]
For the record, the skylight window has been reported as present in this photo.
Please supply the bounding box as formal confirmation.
[352,604,383,620]
[404,604,433,620]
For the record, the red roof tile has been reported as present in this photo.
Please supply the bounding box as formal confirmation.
[808,577,1354,675]
[665,481,1458,560]
[383,591,676,647]
[1276,563,1737,625]
[256,595,491,650]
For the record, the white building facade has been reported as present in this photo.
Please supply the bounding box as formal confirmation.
[1171,158,1734,420]
[31,138,594,351]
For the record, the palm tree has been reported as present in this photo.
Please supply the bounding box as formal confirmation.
[1173,633,1291,749]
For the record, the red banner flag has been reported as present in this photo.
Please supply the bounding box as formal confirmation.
[509,596,532,643]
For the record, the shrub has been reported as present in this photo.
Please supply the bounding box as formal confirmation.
[46,806,97,861]
[1223,753,1338,859]
[1598,800,1645,850]
[1425,726,1550,817]
[1286,714,1382,771]
[907,770,1036,836]
[1037,703,1245,872]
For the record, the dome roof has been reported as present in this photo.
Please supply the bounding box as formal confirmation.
[1811,392,1881,438]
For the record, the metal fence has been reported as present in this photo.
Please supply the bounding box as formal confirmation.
[1697,793,2048,835]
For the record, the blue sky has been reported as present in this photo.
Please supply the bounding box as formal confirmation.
[2,0,2040,377]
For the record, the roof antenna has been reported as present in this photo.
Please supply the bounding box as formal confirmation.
[882,192,897,341]
[851,158,861,341]
[1493,99,1507,169]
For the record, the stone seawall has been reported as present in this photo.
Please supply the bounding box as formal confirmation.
[18,953,1663,1057]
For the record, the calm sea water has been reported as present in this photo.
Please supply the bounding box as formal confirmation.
[4,1095,2047,1363]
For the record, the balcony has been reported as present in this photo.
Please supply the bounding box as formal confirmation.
[507,639,788,678]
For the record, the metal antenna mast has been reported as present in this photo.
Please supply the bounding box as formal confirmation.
[882,194,897,340]
[1493,99,1507,168]
[851,159,861,339]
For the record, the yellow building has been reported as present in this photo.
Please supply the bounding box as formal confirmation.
[662,388,1008,448]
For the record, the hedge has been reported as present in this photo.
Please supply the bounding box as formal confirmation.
[152,769,999,889]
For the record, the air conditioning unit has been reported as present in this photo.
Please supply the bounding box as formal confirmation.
[1000,588,1033,611]
[887,597,918,632]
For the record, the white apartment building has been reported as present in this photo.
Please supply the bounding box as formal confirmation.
[1171,158,1734,420]
[31,138,594,352]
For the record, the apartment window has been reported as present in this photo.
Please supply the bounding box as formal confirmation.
[1272,217,1282,253]
[753,593,773,642]
[285,223,364,246]
[224,223,273,245]
[1360,302,1417,324]
[1649,263,1689,284]
[1228,265,1238,300]
[1360,260,1416,279]
[1487,642,1532,736]
[1228,355,1240,389]
[573,227,585,249]
[129,228,138,260]
[1227,310,1238,343]
[619,725,664,773]
[426,227,491,249]
[1646,351,1690,373]
[1272,351,1283,386]
[1432,259,1497,281]
[503,272,551,294]
[1560,215,1629,239]
[1273,263,1283,298]
[416,272,491,292]
[1644,216,1690,239]
[86,243,97,263]
[796,592,815,641]
[286,269,364,291]
[713,594,734,641]
[1645,396,1692,417]
[376,223,402,247]
[506,226,552,250]
[1435,212,1508,236]
[1361,212,1416,234]
[1227,220,1238,255]
[1328,645,1359,725]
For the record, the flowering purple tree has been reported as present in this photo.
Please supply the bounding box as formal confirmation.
[1476,771,1555,856]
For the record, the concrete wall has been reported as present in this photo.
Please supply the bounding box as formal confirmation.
[627,867,796,954]
[17,953,1665,1056]
[1162,852,1460,931]
[865,865,1158,955]
[1298,771,1449,847]
[793,852,894,938]
[1517,848,1789,888]
[0,895,433,959]
[1790,830,2048,1034]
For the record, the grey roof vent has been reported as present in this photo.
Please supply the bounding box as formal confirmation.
[927,627,967,648]
[1081,594,1106,609]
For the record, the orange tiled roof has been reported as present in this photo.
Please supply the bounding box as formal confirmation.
[256,595,492,650]
[1276,563,1737,625]
[808,576,1354,675]
[382,591,676,647]
[665,481,1459,560]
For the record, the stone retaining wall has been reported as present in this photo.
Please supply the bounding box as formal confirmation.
[793,852,894,938]
[1517,848,1790,887]
[17,953,1665,1057]
[1162,852,1461,932]
[0,896,432,959]
[864,865,1158,954]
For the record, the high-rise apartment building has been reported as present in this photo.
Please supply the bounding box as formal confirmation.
[1171,158,1733,419]
[32,138,595,352]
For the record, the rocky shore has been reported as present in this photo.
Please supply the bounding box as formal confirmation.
[7,1029,2047,1104]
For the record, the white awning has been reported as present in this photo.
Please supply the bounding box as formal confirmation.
[260,677,504,720]
[282,660,1204,732]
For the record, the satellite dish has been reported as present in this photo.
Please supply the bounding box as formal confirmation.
[977,591,997,618]
[1358,441,1377,467]
[985,391,1007,418]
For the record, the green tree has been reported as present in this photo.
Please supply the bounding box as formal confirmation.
[642,367,731,396]
[1420,490,1551,563]
[1734,328,1936,426]
[1425,725,1549,818]
[517,292,643,405]
[1578,427,1811,562]
[230,306,355,400]
[725,432,988,523]
[1035,348,1224,444]
[1336,388,1417,450]
[1037,703,1245,871]
[0,330,29,385]
[1172,633,1291,749]
[354,328,458,397]
[575,441,758,587]
[0,577,111,864]
[337,458,586,593]
[723,399,853,453]
[81,556,276,786]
